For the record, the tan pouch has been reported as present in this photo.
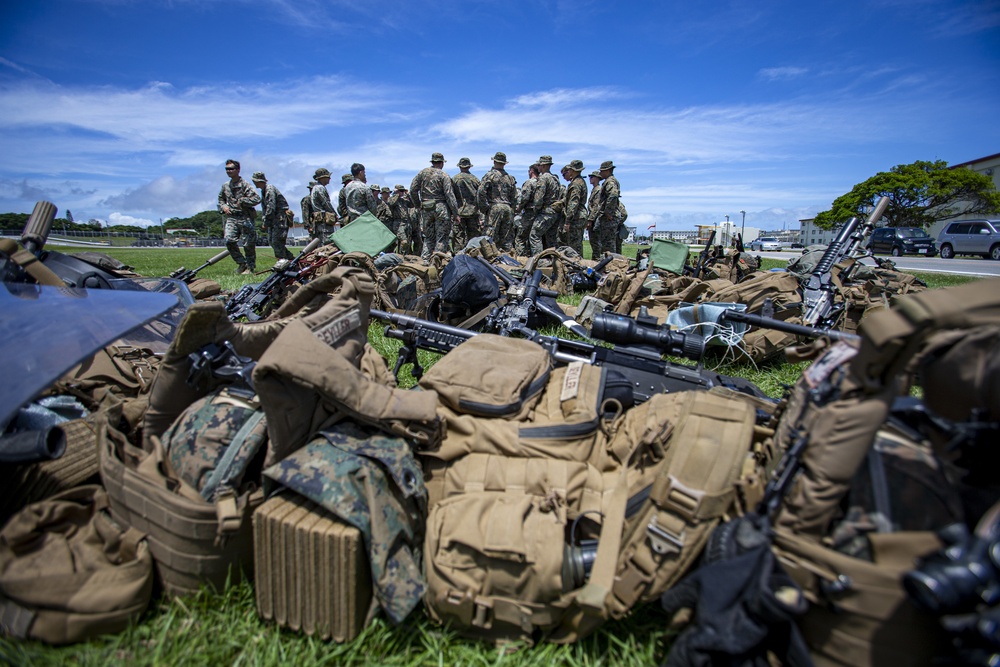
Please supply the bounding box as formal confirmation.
[418,334,552,420]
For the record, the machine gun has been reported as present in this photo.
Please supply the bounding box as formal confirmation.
[225,238,322,321]
[802,196,889,326]
[477,258,591,338]
[372,308,767,403]
[169,249,231,283]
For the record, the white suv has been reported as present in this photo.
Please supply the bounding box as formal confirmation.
[937,220,1000,260]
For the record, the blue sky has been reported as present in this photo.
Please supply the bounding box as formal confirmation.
[1,0,998,232]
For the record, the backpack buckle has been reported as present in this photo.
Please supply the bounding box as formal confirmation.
[647,515,684,555]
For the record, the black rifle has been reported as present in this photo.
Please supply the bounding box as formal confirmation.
[477,258,591,338]
[372,308,768,403]
[802,196,888,326]
[169,249,231,283]
[565,253,616,292]
[689,230,717,279]
[225,238,322,321]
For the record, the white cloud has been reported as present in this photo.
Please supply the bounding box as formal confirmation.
[757,66,808,81]
[108,211,157,228]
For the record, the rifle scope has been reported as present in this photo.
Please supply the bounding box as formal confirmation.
[591,312,706,360]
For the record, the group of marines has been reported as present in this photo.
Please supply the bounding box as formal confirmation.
[218,152,626,273]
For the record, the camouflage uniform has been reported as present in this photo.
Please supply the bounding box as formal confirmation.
[376,187,393,227]
[300,183,315,239]
[264,420,427,624]
[344,179,379,223]
[562,164,589,256]
[410,153,459,260]
[590,163,620,259]
[528,158,561,256]
[477,153,517,252]
[451,159,482,252]
[253,173,294,260]
[218,173,261,271]
[514,172,540,257]
[388,186,412,254]
[337,174,351,220]
[310,179,338,241]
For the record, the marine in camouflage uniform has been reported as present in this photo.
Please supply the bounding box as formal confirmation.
[251,171,294,260]
[476,151,517,253]
[300,181,315,239]
[336,173,352,219]
[376,186,393,227]
[343,163,380,223]
[410,152,459,260]
[591,161,621,260]
[561,160,589,256]
[309,168,339,241]
[451,157,482,252]
[263,420,427,624]
[527,156,561,255]
[388,185,413,254]
[514,164,539,257]
[218,159,261,273]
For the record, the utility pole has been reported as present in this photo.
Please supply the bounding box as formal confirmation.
[740,210,746,242]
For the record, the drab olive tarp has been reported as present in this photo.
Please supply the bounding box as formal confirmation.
[328,212,397,256]
[648,238,690,275]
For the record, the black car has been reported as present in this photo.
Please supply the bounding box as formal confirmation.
[868,227,937,257]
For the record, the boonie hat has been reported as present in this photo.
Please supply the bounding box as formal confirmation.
[251,171,266,181]
[491,151,508,164]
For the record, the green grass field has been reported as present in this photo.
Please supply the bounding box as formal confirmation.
[0,244,987,666]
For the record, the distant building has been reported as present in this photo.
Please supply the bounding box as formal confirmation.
[798,218,842,247]
[927,152,1000,238]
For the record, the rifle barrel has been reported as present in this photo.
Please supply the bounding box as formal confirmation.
[721,309,860,343]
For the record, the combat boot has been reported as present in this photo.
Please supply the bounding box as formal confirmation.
[142,301,293,449]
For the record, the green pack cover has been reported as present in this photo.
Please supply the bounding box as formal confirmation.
[329,211,397,256]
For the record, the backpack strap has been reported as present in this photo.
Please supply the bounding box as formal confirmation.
[0,238,65,286]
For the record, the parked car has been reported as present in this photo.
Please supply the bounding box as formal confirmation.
[867,227,937,257]
[936,219,1000,260]
[747,237,782,252]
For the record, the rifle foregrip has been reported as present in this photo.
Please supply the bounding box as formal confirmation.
[21,200,57,254]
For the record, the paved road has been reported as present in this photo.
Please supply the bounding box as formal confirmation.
[763,251,1000,278]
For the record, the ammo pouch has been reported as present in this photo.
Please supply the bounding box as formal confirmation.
[310,211,338,225]
[420,199,436,211]
[98,402,262,597]
[0,485,153,644]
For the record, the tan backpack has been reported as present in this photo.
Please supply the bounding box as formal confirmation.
[766,279,1000,666]
[417,334,767,643]
[0,485,153,644]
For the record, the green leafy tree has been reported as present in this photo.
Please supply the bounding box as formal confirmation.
[814,160,1000,229]
[164,210,224,237]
